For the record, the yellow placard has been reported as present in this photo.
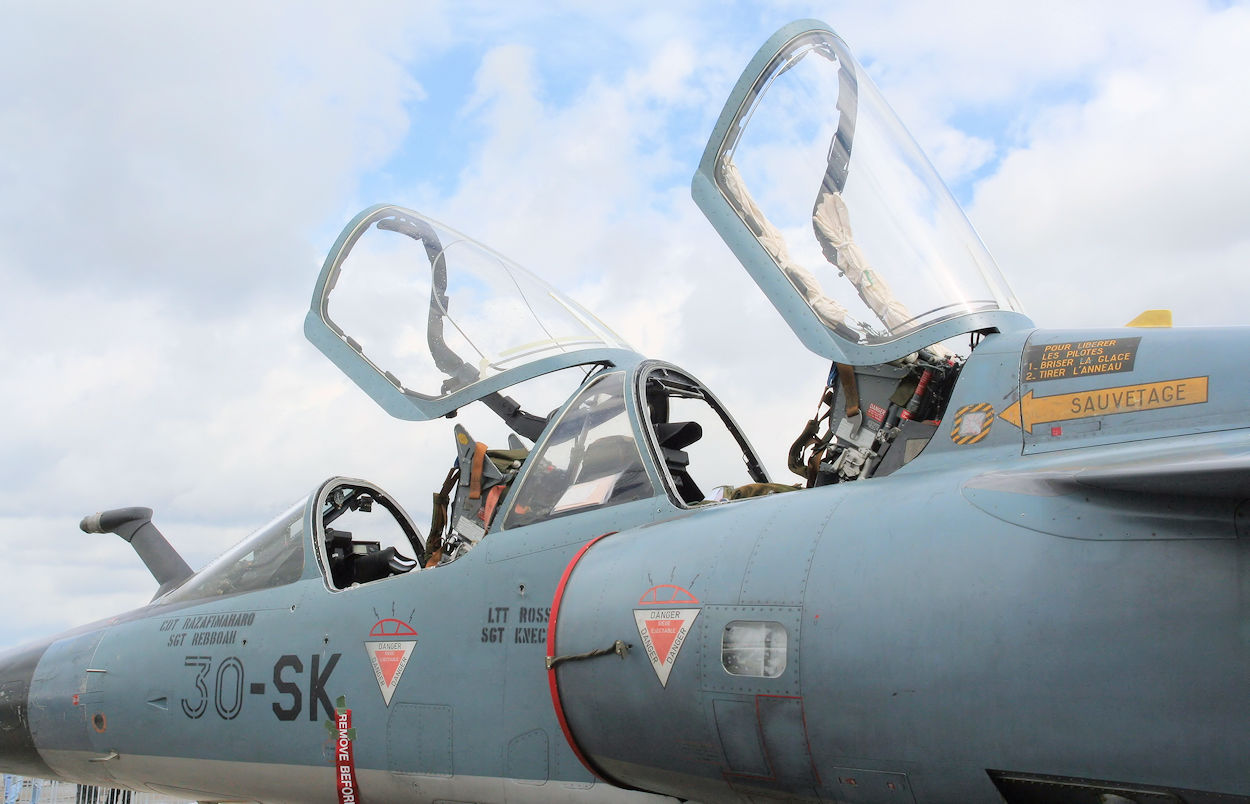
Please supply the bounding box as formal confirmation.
[999,377,1208,434]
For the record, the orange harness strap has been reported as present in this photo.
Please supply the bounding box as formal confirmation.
[469,442,488,500]
[480,484,508,529]
[425,465,460,568]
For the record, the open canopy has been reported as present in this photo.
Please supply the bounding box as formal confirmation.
[693,20,1031,365]
[305,205,640,421]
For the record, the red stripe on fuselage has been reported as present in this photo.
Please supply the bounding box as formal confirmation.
[546,532,615,782]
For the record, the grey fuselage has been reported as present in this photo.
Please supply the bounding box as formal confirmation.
[1,325,1249,803]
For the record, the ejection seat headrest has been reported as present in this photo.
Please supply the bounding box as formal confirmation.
[654,421,702,451]
[576,435,644,482]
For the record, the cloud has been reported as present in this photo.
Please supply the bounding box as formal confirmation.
[969,2,1250,326]
[0,2,449,645]
[0,2,435,303]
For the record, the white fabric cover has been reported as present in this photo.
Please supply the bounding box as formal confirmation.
[720,163,851,331]
[811,186,913,333]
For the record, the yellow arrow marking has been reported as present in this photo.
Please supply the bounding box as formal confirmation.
[999,377,1208,434]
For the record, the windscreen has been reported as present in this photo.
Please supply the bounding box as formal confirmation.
[158,498,307,603]
[504,372,654,528]
[709,29,1023,350]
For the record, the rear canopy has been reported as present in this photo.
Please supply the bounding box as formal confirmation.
[693,20,1031,365]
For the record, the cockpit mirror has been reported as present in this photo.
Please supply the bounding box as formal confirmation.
[305,205,640,421]
[692,20,1032,365]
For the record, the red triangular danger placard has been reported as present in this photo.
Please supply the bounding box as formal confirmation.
[633,608,700,687]
[365,640,416,705]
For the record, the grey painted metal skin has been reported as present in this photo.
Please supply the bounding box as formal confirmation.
[551,326,1250,802]
[3,324,1248,803]
[2,16,1249,804]
[0,454,685,803]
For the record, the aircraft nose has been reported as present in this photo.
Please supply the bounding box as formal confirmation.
[0,640,55,777]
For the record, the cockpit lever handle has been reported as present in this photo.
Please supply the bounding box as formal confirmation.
[546,640,631,670]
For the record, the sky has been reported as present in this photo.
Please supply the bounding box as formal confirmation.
[2,0,1249,648]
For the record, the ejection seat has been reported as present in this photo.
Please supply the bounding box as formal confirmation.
[652,421,704,504]
[325,527,419,589]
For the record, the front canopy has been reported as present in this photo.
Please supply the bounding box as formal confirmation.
[306,205,639,421]
[693,20,1031,365]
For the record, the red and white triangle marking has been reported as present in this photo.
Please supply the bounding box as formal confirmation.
[365,640,416,705]
[633,608,700,687]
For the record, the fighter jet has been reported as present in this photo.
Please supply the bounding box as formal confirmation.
[2,18,1247,804]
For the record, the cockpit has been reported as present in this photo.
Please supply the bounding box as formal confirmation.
[424,359,778,566]
[315,481,422,589]
[154,478,427,603]
[153,351,782,603]
[292,200,795,574]
[151,20,1037,602]
[499,362,773,529]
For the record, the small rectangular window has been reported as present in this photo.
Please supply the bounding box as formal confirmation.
[721,621,787,678]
